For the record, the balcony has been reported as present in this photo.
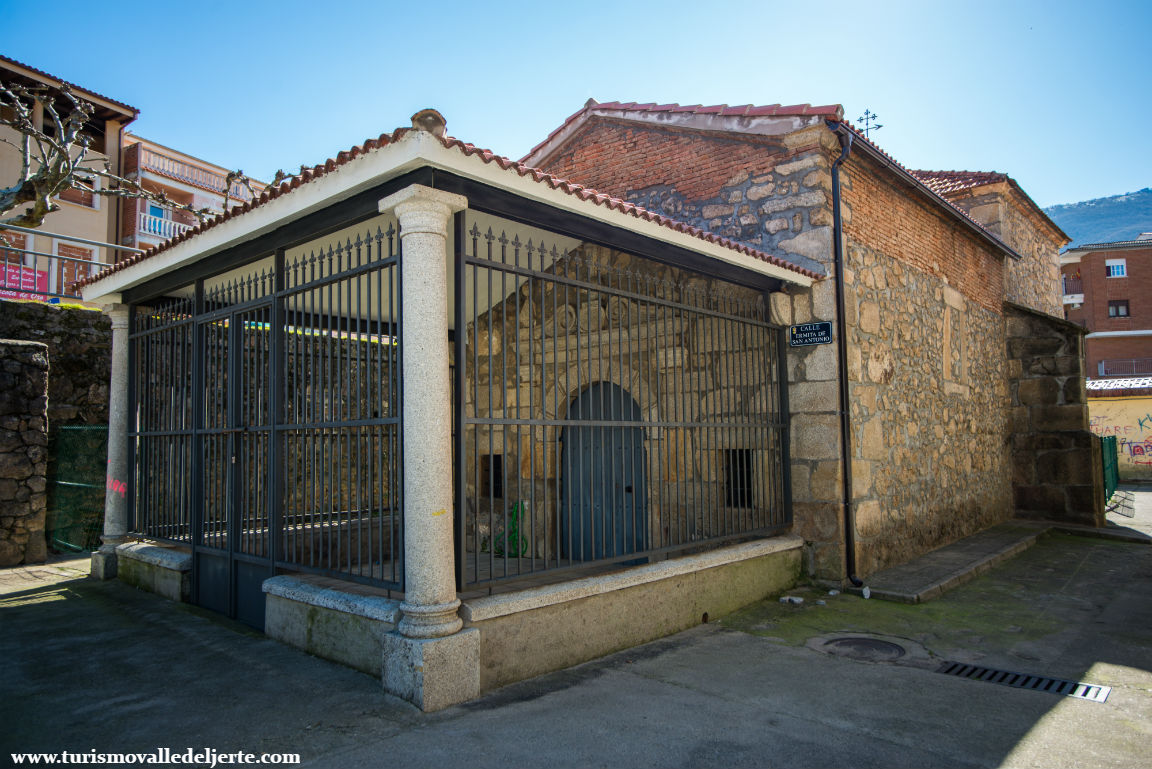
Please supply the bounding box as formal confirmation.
[1099,359,1152,377]
[1062,275,1084,305]
[138,212,195,241]
[138,147,256,202]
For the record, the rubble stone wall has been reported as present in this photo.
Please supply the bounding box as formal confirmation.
[0,341,50,566]
[0,301,111,426]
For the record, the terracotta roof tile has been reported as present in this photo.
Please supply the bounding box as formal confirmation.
[910,170,1009,197]
[0,54,138,115]
[76,125,818,291]
[830,121,1022,258]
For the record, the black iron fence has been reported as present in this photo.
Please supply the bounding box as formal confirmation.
[128,209,790,600]
[130,224,404,590]
[454,216,790,590]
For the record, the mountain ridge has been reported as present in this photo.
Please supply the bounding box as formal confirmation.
[1043,187,1152,248]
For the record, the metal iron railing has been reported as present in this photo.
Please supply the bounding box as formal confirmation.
[1062,275,1083,295]
[130,224,404,590]
[0,243,109,301]
[454,215,790,590]
[1099,358,1152,377]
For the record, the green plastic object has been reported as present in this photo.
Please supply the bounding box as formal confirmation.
[46,426,107,552]
[1101,435,1119,503]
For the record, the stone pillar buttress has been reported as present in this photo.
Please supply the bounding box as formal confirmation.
[378,182,479,711]
[92,303,130,580]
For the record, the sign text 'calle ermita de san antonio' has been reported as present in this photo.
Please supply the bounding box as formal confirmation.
[789,322,833,347]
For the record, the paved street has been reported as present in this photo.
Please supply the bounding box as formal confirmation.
[3,493,1151,768]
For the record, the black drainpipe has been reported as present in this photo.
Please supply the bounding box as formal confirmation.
[829,123,863,588]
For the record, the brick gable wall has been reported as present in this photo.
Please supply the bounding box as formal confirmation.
[842,153,1005,314]
[541,119,788,203]
[536,120,834,275]
[939,182,1064,317]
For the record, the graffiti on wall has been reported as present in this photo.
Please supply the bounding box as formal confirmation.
[1089,397,1152,478]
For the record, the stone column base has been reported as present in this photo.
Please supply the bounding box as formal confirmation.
[90,549,118,580]
[382,628,480,712]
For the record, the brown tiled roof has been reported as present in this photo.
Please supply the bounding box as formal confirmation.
[828,122,1024,258]
[0,54,138,115]
[909,170,1009,196]
[76,127,819,290]
[909,169,1068,243]
[522,99,843,163]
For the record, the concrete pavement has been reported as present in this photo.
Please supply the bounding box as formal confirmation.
[3,494,1152,768]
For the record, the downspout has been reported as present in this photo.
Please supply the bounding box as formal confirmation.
[829,123,863,588]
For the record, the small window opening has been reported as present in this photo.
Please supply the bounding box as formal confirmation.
[480,454,504,499]
[1106,259,1127,278]
[725,449,754,509]
[1108,300,1130,318]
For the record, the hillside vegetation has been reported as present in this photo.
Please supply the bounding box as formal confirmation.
[1044,188,1152,248]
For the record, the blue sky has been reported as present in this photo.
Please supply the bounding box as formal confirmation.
[1,0,1148,208]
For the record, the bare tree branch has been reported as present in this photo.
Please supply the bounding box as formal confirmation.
[0,78,266,233]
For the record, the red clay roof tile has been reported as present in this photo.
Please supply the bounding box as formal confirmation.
[75,125,819,291]
[910,170,1009,196]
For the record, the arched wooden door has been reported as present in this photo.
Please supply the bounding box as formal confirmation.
[560,382,647,561]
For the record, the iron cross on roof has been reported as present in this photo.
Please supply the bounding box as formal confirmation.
[857,109,883,139]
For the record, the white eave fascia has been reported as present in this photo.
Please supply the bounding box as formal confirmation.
[83,132,812,302]
[1060,252,1083,265]
[1085,330,1152,338]
[416,138,813,288]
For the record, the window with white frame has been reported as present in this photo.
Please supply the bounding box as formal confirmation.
[1105,258,1127,278]
[58,173,101,210]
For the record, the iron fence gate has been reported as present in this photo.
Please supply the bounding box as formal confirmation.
[453,214,791,590]
[129,223,404,627]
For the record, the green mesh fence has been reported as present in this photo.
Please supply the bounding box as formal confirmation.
[1101,435,1119,503]
[46,426,107,552]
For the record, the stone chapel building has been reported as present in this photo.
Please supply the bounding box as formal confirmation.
[524,100,1098,580]
[76,103,1101,710]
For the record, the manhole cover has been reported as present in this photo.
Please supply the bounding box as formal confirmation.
[822,637,907,662]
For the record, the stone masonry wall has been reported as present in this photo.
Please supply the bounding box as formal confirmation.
[0,341,50,566]
[1006,303,1103,526]
[0,301,112,426]
[845,246,1012,576]
[841,153,1015,577]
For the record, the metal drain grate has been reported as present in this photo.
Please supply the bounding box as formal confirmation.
[937,661,1111,703]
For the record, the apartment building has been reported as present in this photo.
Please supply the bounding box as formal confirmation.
[0,55,138,299]
[120,134,265,252]
[1062,233,1152,378]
